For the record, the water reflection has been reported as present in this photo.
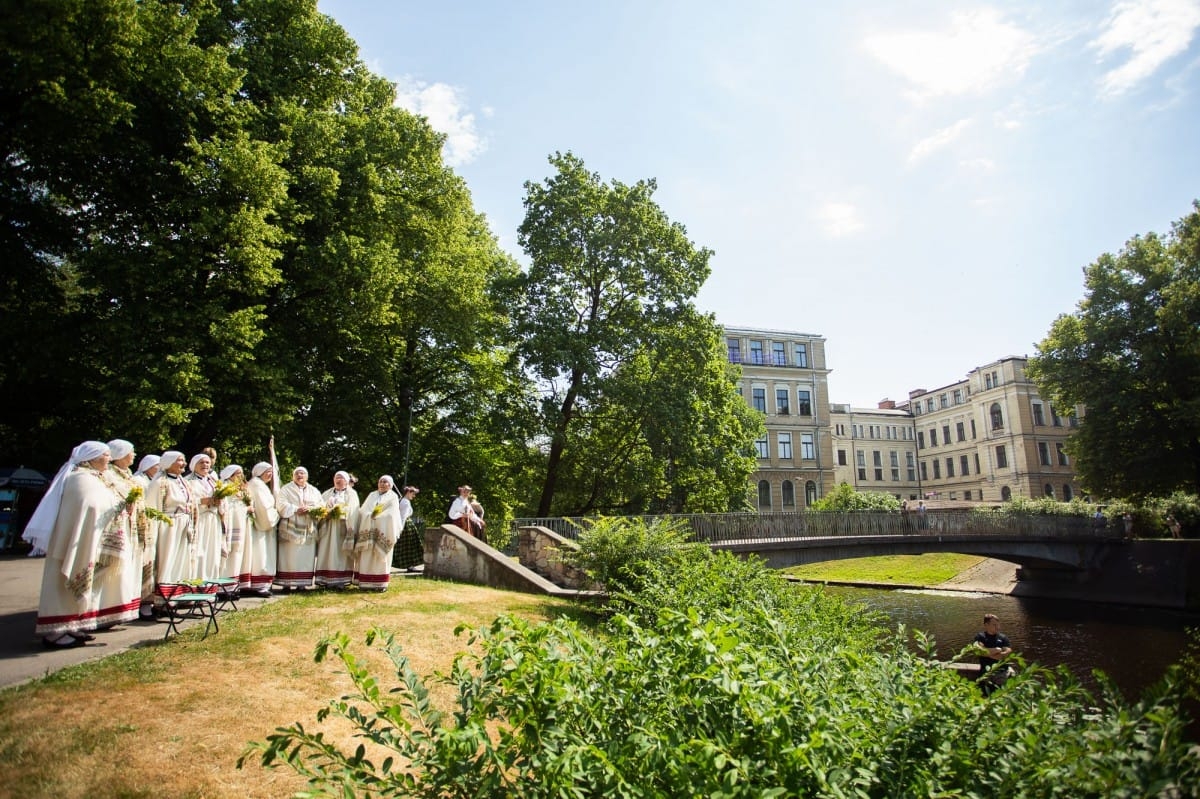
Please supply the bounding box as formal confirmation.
[822,585,1200,701]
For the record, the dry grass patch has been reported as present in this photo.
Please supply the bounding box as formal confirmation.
[0,578,583,799]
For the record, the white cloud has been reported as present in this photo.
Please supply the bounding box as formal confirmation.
[393,76,487,166]
[960,157,997,172]
[908,118,973,164]
[864,8,1038,99]
[1091,0,1200,97]
[817,202,866,237]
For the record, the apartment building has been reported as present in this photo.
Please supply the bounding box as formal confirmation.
[899,356,1084,504]
[829,401,921,500]
[724,326,835,509]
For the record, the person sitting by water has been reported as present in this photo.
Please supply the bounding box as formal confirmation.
[973,613,1013,695]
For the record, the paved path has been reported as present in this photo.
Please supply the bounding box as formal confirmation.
[0,554,276,689]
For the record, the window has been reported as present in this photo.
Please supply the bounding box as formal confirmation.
[974,453,981,473]
[837,449,847,466]
[778,432,792,459]
[796,390,812,416]
[985,373,993,389]
[754,436,769,458]
[1044,483,1054,498]
[1038,441,1051,466]
[890,451,900,481]
[953,389,964,405]
[929,428,938,446]
[752,387,766,413]
[805,481,817,506]
[964,490,972,500]
[926,398,934,412]
[913,404,922,416]
[1069,414,1079,428]
[801,433,815,459]
[1051,406,1062,426]
[933,459,942,479]
[945,458,954,477]
[917,431,926,449]
[835,423,844,435]
[757,480,771,509]
[1056,443,1069,465]
[939,393,949,408]
[794,343,808,367]
[771,341,786,365]
[992,370,999,386]
[1001,486,1012,501]
[990,403,1004,430]
[873,450,883,482]
[970,419,977,438]
[942,425,951,445]
[906,453,916,481]
[960,455,970,476]
[782,480,795,508]
[995,445,1008,468]
[1063,484,1073,501]
[726,338,741,363]
[956,422,965,442]
[1032,402,1045,426]
[776,388,790,414]
[857,450,866,481]
[920,461,928,480]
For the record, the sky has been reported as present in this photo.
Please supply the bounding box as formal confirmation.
[317,0,1200,407]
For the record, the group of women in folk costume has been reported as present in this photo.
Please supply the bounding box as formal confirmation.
[29,440,424,647]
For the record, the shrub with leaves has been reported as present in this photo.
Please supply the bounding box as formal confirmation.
[810,482,901,511]
[559,515,701,596]
[243,547,1200,797]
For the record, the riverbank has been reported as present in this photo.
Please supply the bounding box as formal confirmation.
[786,556,1019,595]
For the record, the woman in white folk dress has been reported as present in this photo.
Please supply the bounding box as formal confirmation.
[33,441,134,647]
[315,470,360,589]
[353,476,401,592]
[243,462,280,595]
[132,454,160,618]
[217,464,249,581]
[186,452,221,581]
[94,439,144,628]
[275,466,322,590]
[148,451,196,587]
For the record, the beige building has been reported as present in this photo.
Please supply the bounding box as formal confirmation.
[898,356,1084,504]
[829,401,920,500]
[724,326,835,509]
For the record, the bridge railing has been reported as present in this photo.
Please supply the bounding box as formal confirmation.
[512,510,1119,545]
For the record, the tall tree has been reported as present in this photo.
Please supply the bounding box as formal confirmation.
[1028,201,1200,499]
[513,152,756,516]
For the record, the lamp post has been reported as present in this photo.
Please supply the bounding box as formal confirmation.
[400,386,413,488]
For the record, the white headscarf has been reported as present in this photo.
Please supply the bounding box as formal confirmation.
[107,439,134,460]
[379,475,395,490]
[21,440,108,556]
[251,462,271,478]
[219,464,242,481]
[160,451,185,473]
[136,454,161,476]
[189,453,211,473]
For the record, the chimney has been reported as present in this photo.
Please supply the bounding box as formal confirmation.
[878,399,896,410]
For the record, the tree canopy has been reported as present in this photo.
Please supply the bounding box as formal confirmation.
[1029,201,1200,499]
[1,5,759,519]
[511,152,760,516]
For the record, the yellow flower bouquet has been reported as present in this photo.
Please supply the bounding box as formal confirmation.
[125,485,144,505]
[144,507,171,524]
[308,505,330,523]
[212,479,240,500]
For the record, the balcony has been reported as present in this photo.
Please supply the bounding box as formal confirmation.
[727,352,795,367]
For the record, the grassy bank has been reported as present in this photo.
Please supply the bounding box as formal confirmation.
[783,552,985,585]
[0,580,581,799]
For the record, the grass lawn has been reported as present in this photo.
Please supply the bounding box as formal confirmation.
[0,579,584,799]
[784,553,985,585]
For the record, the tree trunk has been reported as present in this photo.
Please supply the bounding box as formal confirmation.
[536,371,582,517]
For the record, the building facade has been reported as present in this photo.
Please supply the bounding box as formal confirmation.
[829,401,921,500]
[723,326,835,509]
[899,356,1084,504]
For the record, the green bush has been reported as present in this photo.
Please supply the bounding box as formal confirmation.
[244,546,1200,797]
[810,482,901,511]
[559,516,701,596]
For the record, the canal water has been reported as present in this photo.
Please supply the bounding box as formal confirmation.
[823,585,1199,703]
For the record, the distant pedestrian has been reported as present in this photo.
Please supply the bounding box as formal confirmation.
[1122,512,1134,537]
[1166,514,1182,540]
[917,500,928,531]
[1093,508,1105,532]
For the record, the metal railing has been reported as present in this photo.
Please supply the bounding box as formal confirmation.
[512,511,1121,546]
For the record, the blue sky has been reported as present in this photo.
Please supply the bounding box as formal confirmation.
[317,1,1200,407]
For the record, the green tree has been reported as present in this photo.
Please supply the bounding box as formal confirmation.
[1029,202,1200,499]
[512,152,753,516]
